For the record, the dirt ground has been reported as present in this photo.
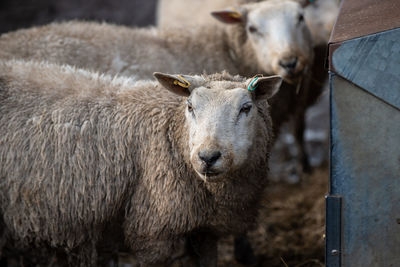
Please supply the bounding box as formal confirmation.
[217,167,328,267]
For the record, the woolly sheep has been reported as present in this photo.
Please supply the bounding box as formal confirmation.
[0,60,282,266]
[156,0,339,46]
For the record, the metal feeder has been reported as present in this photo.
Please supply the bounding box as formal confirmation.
[327,0,400,266]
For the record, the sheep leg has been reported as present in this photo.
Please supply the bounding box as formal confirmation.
[187,231,218,267]
[294,111,311,173]
[234,233,256,265]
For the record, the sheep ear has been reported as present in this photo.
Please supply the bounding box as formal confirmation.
[211,9,244,24]
[247,75,282,100]
[153,72,197,97]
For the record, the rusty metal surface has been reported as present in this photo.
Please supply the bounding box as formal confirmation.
[330,74,400,267]
[330,0,400,44]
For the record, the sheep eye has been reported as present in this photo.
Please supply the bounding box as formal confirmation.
[248,25,258,33]
[240,103,252,115]
[187,101,193,112]
[298,14,304,23]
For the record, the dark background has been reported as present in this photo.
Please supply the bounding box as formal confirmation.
[0,0,157,34]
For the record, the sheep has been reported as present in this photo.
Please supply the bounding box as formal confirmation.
[0,0,314,167]
[156,0,339,47]
[0,1,313,80]
[0,59,282,266]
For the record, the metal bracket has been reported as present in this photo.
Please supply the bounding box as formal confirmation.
[326,195,342,267]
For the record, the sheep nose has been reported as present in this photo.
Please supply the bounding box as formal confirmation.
[279,57,298,72]
[198,150,221,167]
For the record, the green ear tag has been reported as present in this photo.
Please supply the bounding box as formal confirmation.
[247,77,259,91]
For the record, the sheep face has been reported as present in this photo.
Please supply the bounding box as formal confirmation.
[186,85,259,181]
[154,72,282,182]
[212,0,313,82]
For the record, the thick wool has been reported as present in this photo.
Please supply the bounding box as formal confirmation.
[0,60,273,266]
[0,21,259,79]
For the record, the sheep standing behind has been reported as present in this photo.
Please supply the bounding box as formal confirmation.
[0,0,313,81]
[157,0,339,46]
[0,60,282,266]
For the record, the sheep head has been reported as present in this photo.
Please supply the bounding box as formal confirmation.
[211,0,314,82]
[154,72,281,182]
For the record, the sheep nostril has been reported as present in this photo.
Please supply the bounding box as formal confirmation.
[279,57,298,71]
[198,151,222,167]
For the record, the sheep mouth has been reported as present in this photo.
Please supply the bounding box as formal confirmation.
[202,171,220,177]
[196,170,224,182]
[283,71,303,81]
